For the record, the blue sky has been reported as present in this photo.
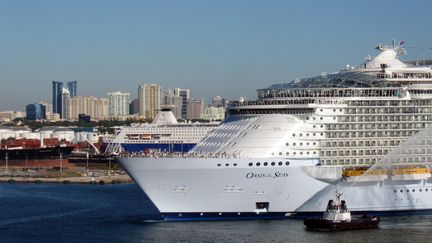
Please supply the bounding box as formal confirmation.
[1,0,432,110]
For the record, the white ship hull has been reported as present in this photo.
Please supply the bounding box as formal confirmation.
[117,156,432,220]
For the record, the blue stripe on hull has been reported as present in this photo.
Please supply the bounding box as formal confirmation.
[121,143,196,153]
[161,209,432,221]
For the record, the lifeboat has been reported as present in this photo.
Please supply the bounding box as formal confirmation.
[342,167,387,182]
[391,166,431,181]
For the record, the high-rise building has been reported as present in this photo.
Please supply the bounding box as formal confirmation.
[174,88,190,119]
[52,80,77,117]
[66,96,108,121]
[186,98,205,120]
[26,103,46,121]
[108,92,130,117]
[211,95,227,108]
[138,84,161,120]
[61,88,70,120]
[201,106,225,121]
[161,89,183,119]
[130,98,140,115]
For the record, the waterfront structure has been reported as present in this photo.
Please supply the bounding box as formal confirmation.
[66,96,108,121]
[117,41,432,221]
[52,80,77,117]
[138,84,161,120]
[186,98,205,120]
[174,88,190,119]
[161,89,183,119]
[108,92,130,117]
[26,103,46,121]
[201,106,225,121]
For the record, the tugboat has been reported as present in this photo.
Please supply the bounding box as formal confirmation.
[304,192,380,231]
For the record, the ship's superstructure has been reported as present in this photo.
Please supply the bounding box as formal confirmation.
[117,41,432,221]
[105,110,218,153]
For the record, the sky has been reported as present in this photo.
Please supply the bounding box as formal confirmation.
[1,0,432,111]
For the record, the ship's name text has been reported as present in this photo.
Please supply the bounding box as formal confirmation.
[246,172,289,179]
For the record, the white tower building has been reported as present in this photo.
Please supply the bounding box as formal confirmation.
[108,91,130,117]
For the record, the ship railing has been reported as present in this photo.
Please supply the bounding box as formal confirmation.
[118,151,243,159]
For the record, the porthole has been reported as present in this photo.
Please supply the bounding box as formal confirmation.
[426,189,429,192]
[394,190,397,193]
[293,143,296,146]
[406,189,409,192]
[264,162,268,166]
[300,143,303,146]
[400,189,403,193]
[278,162,283,166]
[285,162,289,166]
[256,162,261,166]
[279,152,282,155]
[420,189,422,192]
[286,143,289,146]
[225,163,229,166]
[412,189,415,192]
[217,164,221,167]
[271,162,275,166]
[234,163,237,166]
[248,163,253,166]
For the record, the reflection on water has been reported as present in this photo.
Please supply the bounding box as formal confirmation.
[0,183,431,242]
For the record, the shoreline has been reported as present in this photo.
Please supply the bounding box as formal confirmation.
[0,174,133,185]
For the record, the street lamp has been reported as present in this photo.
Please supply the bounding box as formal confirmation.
[59,153,63,178]
[5,152,8,175]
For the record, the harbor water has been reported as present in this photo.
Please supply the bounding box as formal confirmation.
[1,183,432,243]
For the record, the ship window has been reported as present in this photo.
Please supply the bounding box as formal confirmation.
[285,162,289,166]
[234,163,237,166]
[256,162,261,166]
[271,162,275,166]
[248,163,253,167]
[394,190,397,193]
[218,164,221,167]
[426,189,429,192]
[264,162,268,166]
[420,189,422,192]
[225,163,229,167]
[400,189,403,193]
[286,143,289,146]
[278,162,283,166]
[412,189,415,192]
[279,152,282,155]
[406,189,409,192]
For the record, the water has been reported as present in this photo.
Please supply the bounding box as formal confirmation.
[1,183,431,243]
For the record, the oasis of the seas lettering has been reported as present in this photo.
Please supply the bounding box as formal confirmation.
[246,172,289,179]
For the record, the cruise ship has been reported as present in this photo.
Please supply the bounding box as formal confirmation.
[105,109,218,153]
[117,41,432,221]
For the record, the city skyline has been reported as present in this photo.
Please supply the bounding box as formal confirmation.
[2,0,432,110]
